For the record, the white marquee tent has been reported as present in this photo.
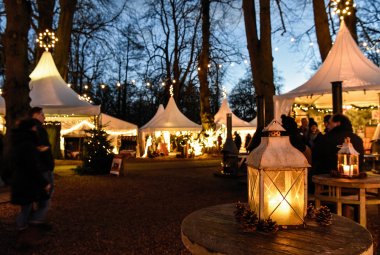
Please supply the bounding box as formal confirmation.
[139,96,201,153]
[274,21,380,120]
[29,51,100,115]
[140,97,201,132]
[214,98,256,130]
[214,98,257,151]
[140,104,164,130]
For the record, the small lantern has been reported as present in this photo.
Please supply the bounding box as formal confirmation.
[337,137,359,178]
[246,120,310,226]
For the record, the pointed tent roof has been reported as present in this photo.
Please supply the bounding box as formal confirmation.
[140,104,165,129]
[29,51,100,115]
[140,97,201,132]
[100,113,138,133]
[274,21,380,119]
[214,98,256,128]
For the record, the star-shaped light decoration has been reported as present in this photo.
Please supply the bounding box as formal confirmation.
[36,29,58,51]
[331,0,355,20]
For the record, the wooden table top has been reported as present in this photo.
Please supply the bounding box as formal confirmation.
[312,174,380,189]
[181,203,373,255]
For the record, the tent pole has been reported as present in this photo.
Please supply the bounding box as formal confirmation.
[331,81,343,114]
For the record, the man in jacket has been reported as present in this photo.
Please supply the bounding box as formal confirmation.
[28,107,54,230]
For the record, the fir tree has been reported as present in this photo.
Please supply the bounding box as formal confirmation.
[76,127,114,175]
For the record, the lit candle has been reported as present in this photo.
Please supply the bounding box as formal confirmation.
[268,195,291,224]
[343,165,350,176]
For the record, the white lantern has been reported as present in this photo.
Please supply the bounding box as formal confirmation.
[246,120,310,226]
[337,137,359,178]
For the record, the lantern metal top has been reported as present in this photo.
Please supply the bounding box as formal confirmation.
[337,137,359,155]
[246,119,310,169]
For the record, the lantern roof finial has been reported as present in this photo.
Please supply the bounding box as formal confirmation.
[338,137,359,155]
[263,119,285,132]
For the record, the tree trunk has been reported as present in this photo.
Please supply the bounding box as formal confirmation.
[313,0,332,62]
[242,0,275,127]
[3,0,32,130]
[36,0,55,60]
[198,0,214,130]
[55,0,77,81]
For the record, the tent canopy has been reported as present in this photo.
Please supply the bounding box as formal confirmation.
[29,51,100,115]
[140,104,164,130]
[274,21,380,119]
[214,98,256,129]
[140,97,201,132]
[100,113,137,132]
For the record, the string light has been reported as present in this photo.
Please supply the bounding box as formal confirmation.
[35,29,58,51]
[331,0,354,20]
[67,83,71,88]
[222,86,227,99]
[117,82,121,87]
[170,85,174,97]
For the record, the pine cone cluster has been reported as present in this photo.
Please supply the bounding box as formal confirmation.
[315,206,333,226]
[257,218,279,233]
[234,202,278,233]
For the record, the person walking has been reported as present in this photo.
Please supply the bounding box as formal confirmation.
[10,119,51,232]
[28,107,55,230]
[244,133,252,153]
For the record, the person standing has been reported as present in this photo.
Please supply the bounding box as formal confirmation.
[244,133,252,153]
[234,131,242,152]
[28,107,54,229]
[10,119,51,231]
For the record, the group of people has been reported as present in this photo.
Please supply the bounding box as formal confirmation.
[287,114,364,193]
[1,107,54,244]
[246,113,364,193]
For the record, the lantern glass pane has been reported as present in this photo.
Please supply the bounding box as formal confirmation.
[247,167,260,213]
[263,169,305,225]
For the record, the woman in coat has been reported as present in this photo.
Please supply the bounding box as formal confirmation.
[10,119,50,230]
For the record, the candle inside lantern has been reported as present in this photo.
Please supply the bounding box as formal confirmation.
[268,195,291,223]
[343,165,351,176]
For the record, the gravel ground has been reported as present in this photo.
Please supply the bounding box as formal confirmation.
[0,158,378,255]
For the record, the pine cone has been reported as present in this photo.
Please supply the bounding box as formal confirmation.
[315,206,333,226]
[257,218,279,233]
[306,203,315,219]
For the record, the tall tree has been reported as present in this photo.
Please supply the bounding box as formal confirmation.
[313,0,332,61]
[55,0,77,81]
[3,0,32,130]
[242,0,275,127]
[198,0,213,130]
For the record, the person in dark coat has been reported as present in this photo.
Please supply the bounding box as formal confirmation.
[28,107,55,228]
[10,119,51,230]
[234,131,242,152]
[244,133,252,153]
[306,119,323,149]
[312,113,364,175]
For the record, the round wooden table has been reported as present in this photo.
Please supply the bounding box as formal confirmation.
[313,174,380,227]
[181,203,373,255]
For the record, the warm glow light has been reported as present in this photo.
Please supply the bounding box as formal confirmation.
[36,29,58,51]
[117,82,121,87]
[170,85,174,97]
